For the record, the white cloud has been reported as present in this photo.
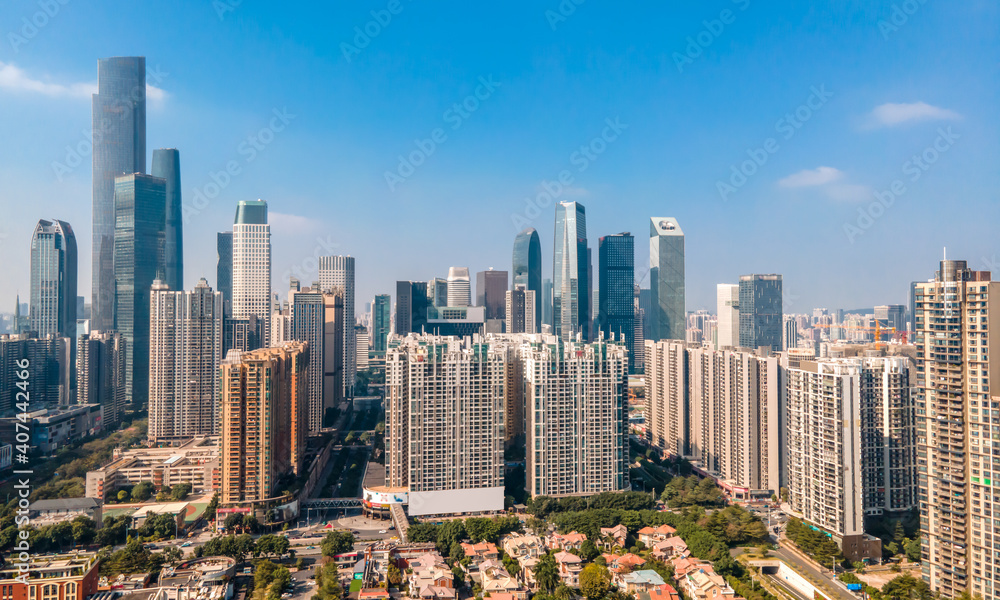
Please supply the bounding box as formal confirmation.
[777,166,844,188]
[868,102,961,127]
[0,60,166,103]
[270,212,321,234]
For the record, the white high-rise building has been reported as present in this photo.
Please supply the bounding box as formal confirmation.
[505,286,537,334]
[716,284,739,349]
[232,200,270,347]
[271,301,291,348]
[319,256,356,398]
[447,266,471,307]
[783,315,798,351]
[148,278,223,442]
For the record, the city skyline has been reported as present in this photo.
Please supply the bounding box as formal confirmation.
[2,3,997,316]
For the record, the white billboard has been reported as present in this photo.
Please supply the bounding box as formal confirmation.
[407,487,504,517]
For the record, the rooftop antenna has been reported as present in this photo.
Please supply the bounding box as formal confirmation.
[943,247,947,261]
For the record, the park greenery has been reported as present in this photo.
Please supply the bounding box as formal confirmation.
[252,560,292,600]
[320,530,356,556]
[785,517,843,568]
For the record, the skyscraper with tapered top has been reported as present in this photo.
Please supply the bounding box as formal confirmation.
[513,227,542,332]
[30,219,77,346]
[232,200,270,348]
[151,149,183,292]
[553,202,589,341]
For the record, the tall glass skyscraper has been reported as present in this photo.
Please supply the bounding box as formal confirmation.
[553,202,589,341]
[152,149,183,292]
[30,219,78,341]
[649,217,685,341]
[217,231,233,316]
[395,281,428,335]
[92,56,146,332]
[113,173,166,407]
[372,294,391,356]
[599,232,635,371]
[232,200,271,347]
[512,227,542,332]
[738,274,783,352]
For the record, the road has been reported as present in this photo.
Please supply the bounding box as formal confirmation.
[771,544,856,600]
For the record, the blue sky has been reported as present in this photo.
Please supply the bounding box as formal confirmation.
[1,0,998,315]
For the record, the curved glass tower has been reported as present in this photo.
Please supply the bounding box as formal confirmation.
[512,227,542,332]
[152,149,183,292]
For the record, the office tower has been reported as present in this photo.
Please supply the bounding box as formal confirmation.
[371,294,391,357]
[645,340,783,495]
[446,267,471,307]
[476,269,508,333]
[113,173,166,406]
[92,57,146,333]
[151,149,183,293]
[506,286,537,335]
[219,342,308,504]
[355,326,369,371]
[513,227,542,332]
[217,232,233,317]
[588,246,595,340]
[148,278,223,442]
[29,219,77,351]
[425,306,485,337]
[291,286,328,432]
[523,334,628,497]
[77,331,126,428]
[915,260,1000,598]
[542,278,553,329]
[874,304,906,338]
[319,256,356,398]
[716,284,739,349]
[783,315,798,351]
[598,233,635,371]
[738,274,783,352]
[649,217,685,341]
[633,286,645,372]
[785,355,913,562]
[232,200,270,348]
[553,202,589,341]
[428,277,449,308]
[385,334,507,515]
[395,281,428,335]
[0,333,71,410]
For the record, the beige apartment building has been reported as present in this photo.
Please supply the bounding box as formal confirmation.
[915,260,1000,598]
[219,342,308,506]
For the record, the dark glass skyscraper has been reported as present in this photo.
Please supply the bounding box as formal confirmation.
[113,173,166,407]
[512,227,542,332]
[152,149,183,292]
[92,56,146,332]
[29,219,77,341]
[553,202,589,341]
[599,232,635,371]
[372,294,391,356]
[395,281,428,335]
[738,274,783,352]
[217,232,233,315]
[476,269,508,327]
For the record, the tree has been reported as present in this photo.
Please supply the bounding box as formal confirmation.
[315,562,344,600]
[257,534,290,558]
[163,546,183,564]
[881,573,931,600]
[255,560,279,591]
[535,552,560,593]
[449,541,465,562]
[243,514,261,534]
[904,537,921,562]
[171,483,193,501]
[886,541,900,556]
[554,584,574,600]
[224,513,244,532]
[579,539,600,562]
[117,490,129,502]
[387,564,402,586]
[579,563,611,600]
[131,481,154,502]
[321,531,355,557]
[71,516,97,546]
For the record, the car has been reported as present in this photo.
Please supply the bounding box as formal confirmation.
[378,530,387,534]
[388,526,395,530]
[181,542,192,547]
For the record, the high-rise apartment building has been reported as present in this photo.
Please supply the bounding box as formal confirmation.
[506,287,537,335]
[148,279,223,442]
[738,274,783,352]
[513,228,542,332]
[633,286,646,372]
[523,334,629,497]
[783,315,798,351]
[649,218,685,342]
[915,260,1000,598]
[598,233,635,371]
[0,333,71,410]
[151,149,183,293]
[271,300,291,348]
[476,269,508,332]
[92,56,146,332]
[542,278,553,329]
[385,334,507,515]
[319,256,356,398]
[553,202,589,341]
[30,219,77,351]
[355,326,369,371]
[113,173,166,407]
[232,200,270,349]
[447,267,472,307]
[371,294,391,357]
[290,285,344,432]
[219,342,308,505]
[76,331,126,428]
[645,339,688,458]
[716,284,739,349]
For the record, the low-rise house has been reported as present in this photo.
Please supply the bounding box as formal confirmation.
[599,525,628,550]
[519,556,540,591]
[548,531,587,552]
[554,551,583,587]
[637,524,676,547]
[481,561,528,600]
[677,567,739,600]
[461,541,499,573]
[359,589,391,600]
[417,586,456,600]
[652,537,689,561]
[407,552,453,598]
[618,570,667,594]
[603,553,646,575]
[670,556,707,579]
[502,533,546,561]
[636,584,682,600]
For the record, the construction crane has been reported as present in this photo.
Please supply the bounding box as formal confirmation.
[812,322,916,345]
